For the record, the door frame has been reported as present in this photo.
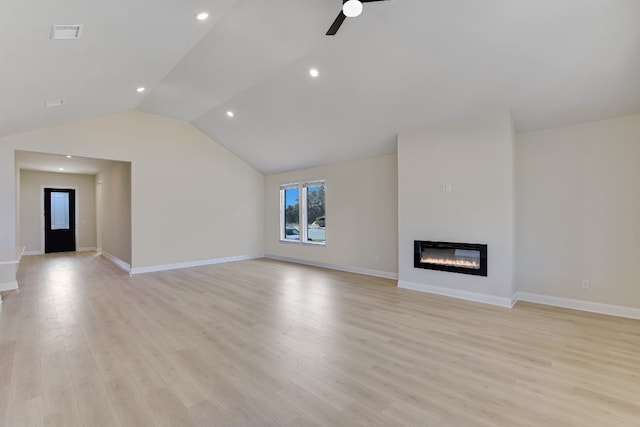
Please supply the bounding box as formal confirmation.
[40,185,79,254]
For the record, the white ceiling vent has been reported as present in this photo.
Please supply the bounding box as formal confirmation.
[50,25,83,40]
[45,98,65,108]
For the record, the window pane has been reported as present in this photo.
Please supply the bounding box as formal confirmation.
[283,187,299,241]
[51,192,70,230]
[306,184,325,243]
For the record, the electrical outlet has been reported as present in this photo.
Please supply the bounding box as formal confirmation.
[581,279,590,289]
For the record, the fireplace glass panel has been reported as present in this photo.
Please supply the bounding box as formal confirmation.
[414,241,487,276]
[420,248,481,270]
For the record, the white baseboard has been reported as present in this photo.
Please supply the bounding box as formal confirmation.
[398,280,515,308]
[24,247,95,255]
[0,280,18,303]
[101,252,131,273]
[393,282,640,318]
[264,254,398,280]
[33,248,640,320]
[129,254,264,275]
[23,250,44,256]
[515,292,640,320]
[0,280,18,292]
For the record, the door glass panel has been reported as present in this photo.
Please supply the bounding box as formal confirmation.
[51,192,70,230]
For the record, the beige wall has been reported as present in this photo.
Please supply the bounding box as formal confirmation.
[398,112,515,302]
[19,170,97,253]
[516,114,640,308]
[98,162,131,264]
[2,107,637,312]
[265,154,398,276]
[0,111,264,268]
[1,145,14,246]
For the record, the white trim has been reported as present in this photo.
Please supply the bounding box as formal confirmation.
[0,280,18,292]
[301,186,308,243]
[23,250,44,256]
[279,188,285,240]
[390,283,640,318]
[397,280,515,308]
[0,246,25,265]
[279,183,299,190]
[302,240,326,247]
[265,254,398,280]
[129,254,263,275]
[515,292,640,320]
[24,247,96,256]
[101,251,131,273]
[279,238,300,244]
[279,180,326,245]
[0,279,19,303]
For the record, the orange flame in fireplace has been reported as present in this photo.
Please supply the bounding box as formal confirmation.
[420,257,480,269]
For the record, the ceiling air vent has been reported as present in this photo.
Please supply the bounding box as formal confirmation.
[50,25,83,40]
[45,98,65,108]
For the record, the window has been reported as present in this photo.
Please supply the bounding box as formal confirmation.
[281,184,300,242]
[303,181,325,243]
[280,180,325,244]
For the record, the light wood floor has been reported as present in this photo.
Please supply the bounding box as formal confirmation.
[1,253,639,426]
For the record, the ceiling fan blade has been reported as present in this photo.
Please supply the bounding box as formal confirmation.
[326,11,346,35]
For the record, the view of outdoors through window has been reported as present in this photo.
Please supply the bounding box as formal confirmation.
[283,187,300,241]
[305,184,325,243]
[281,181,326,244]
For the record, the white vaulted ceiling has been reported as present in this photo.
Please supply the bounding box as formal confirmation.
[2,0,640,174]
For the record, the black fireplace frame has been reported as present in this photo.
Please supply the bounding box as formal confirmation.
[414,240,488,276]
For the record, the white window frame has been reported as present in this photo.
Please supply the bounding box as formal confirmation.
[301,181,326,245]
[279,183,300,242]
[279,180,326,246]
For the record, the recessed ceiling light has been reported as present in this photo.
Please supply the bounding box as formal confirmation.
[50,24,83,40]
[226,111,235,118]
[136,87,145,93]
[309,68,319,78]
[66,155,72,159]
[58,168,65,171]
[196,12,209,21]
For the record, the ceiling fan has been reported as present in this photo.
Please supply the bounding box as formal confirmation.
[326,0,390,36]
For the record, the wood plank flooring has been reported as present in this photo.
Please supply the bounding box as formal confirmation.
[1,252,639,426]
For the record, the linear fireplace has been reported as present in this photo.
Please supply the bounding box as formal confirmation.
[414,240,487,276]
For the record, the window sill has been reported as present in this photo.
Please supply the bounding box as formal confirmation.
[279,239,326,246]
[279,239,301,244]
